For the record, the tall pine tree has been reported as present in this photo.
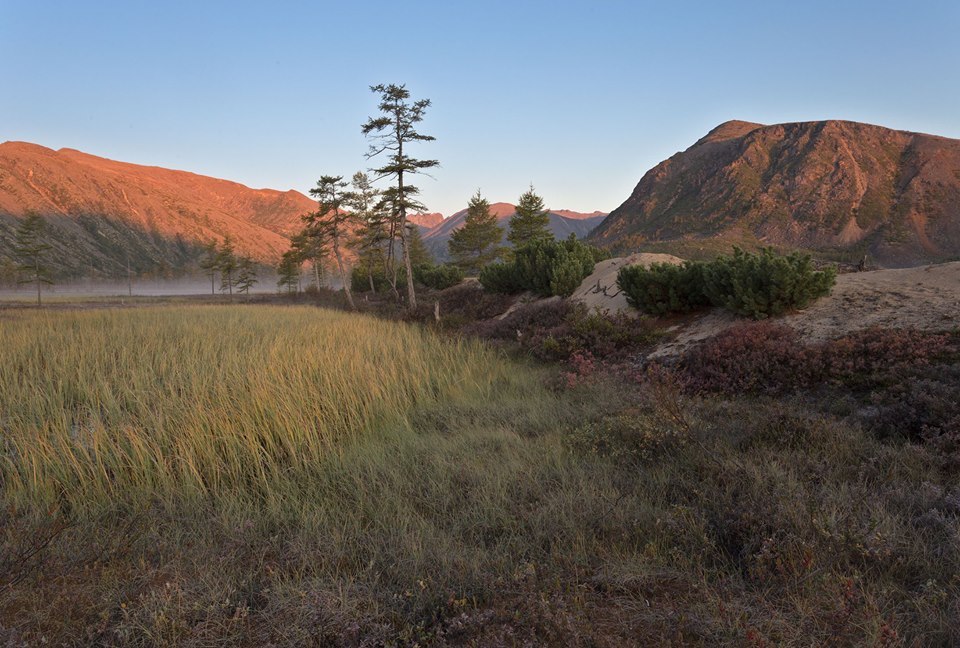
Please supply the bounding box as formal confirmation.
[362,84,438,309]
[13,212,53,306]
[306,175,356,310]
[448,190,503,274]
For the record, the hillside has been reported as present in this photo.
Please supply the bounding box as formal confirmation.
[0,142,316,278]
[424,202,606,260]
[408,212,444,232]
[590,120,960,267]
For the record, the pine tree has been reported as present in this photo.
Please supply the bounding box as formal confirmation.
[406,221,433,267]
[289,230,327,290]
[448,190,503,274]
[305,175,356,310]
[198,240,219,295]
[362,83,438,309]
[13,212,53,306]
[216,236,238,296]
[507,185,552,247]
[276,248,302,294]
[346,172,386,294]
[235,257,258,296]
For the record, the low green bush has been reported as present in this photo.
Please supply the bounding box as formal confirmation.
[414,263,465,290]
[617,261,710,315]
[478,261,524,294]
[351,265,407,294]
[479,235,600,297]
[702,247,836,318]
[616,247,836,319]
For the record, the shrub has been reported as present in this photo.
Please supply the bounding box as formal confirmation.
[351,265,406,294]
[617,261,710,315]
[478,261,524,294]
[677,321,813,393]
[617,247,836,319]
[414,263,465,290]
[468,300,660,362]
[701,247,836,318]
[436,282,517,322]
[479,236,599,298]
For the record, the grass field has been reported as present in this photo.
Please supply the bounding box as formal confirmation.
[1,304,958,645]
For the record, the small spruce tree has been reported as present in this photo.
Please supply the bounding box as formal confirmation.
[507,185,552,247]
[448,190,503,274]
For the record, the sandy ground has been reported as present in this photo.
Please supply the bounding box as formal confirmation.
[573,256,960,357]
[571,253,683,313]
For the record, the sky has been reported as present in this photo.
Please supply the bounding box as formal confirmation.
[2,1,958,216]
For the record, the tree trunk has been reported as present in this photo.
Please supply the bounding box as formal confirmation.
[399,218,416,310]
[397,162,417,310]
[332,232,355,310]
[35,256,40,306]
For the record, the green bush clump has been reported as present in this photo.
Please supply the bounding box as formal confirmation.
[479,235,599,297]
[351,265,406,294]
[477,261,524,294]
[616,247,836,319]
[702,247,836,318]
[413,263,465,290]
[616,261,709,315]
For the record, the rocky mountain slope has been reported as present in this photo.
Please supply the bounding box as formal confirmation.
[0,142,316,278]
[408,212,444,232]
[424,202,606,260]
[590,120,960,267]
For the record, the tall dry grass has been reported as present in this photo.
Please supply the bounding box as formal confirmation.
[0,305,521,512]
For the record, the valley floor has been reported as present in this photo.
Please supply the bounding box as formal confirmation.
[0,296,958,646]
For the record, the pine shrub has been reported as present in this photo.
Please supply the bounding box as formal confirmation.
[413,263,465,290]
[701,247,836,318]
[479,236,599,298]
[617,261,710,315]
[616,247,836,319]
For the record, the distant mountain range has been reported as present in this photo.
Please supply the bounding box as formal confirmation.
[423,202,607,261]
[15,118,953,280]
[0,142,314,278]
[0,142,608,278]
[591,120,960,267]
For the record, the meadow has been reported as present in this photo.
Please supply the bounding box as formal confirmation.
[1,303,958,645]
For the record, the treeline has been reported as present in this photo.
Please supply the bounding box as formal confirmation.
[280,84,607,309]
[198,237,259,296]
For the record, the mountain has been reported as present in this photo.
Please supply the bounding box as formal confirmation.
[423,202,607,260]
[590,120,960,267]
[0,142,316,278]
[408,212,444,232]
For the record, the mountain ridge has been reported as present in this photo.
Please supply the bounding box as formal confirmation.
[0,141,316,278]
[590,119,960,267]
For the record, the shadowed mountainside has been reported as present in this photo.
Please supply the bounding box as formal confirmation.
[590,120,960,267]
[0,142,316,278]
[423,202,606,261]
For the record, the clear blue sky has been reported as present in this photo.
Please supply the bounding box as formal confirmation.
[2,1,958,216]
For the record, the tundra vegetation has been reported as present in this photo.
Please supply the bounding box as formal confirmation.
[1,294,958,645]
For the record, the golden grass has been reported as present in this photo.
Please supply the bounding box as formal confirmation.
[0,305,522,511]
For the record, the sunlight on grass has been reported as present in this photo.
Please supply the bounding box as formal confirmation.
[0,305,531,511]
